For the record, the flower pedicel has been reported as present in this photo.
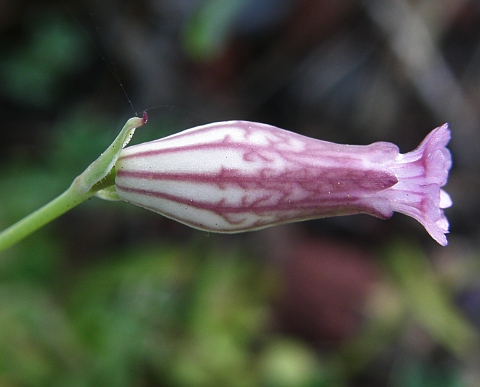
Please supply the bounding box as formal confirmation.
[115,120,452,245]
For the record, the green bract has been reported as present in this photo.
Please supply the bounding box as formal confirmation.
[0,114,147,253]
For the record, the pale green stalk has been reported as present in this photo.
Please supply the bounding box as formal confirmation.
[0,115,146,253]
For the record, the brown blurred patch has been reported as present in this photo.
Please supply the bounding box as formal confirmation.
[276,235,379,347]
[283,0,359,47]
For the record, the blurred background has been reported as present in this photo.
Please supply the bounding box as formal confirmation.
[1,0,480,385]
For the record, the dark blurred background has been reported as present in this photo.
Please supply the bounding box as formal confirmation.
[1,0,480,386]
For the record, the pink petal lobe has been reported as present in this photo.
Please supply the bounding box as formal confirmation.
[382,124,452,245]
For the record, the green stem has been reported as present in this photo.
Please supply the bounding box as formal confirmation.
[0,114,147,253]
[0,178,92,253]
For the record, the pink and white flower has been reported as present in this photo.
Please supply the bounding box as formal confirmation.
[115,121,452,245]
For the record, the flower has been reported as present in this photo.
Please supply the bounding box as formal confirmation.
[115,121,452,245]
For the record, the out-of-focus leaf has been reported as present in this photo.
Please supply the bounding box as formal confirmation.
[0,11,91,107]
[68,242,277,386]
[183,0,246,60]
[168,246,275,386]
[0,283,87,386]
[66,242,280,386]
[391,358,464,387]
[338,282,406,376]
[385,242,479,358]
[68,245,186,386]
[258,338,326,387]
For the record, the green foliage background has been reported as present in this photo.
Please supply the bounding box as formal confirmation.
[1,1,480,386]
